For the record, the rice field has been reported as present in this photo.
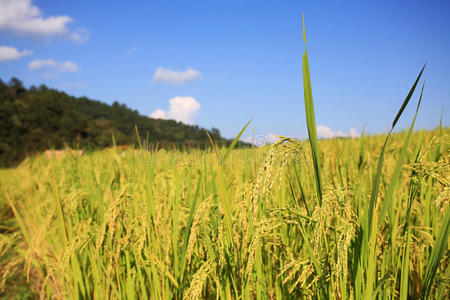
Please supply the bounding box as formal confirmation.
[0,124,448,299]
[0,24,449,299]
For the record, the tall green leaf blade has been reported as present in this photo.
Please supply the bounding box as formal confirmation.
[379,83,425,224]
[179,174,202,281]
[302,16,322,206]
[367,64,425,235]
[400,227,411,300]
[221,118,252,164]
[392,64,426,128]
[400,114,424,300]
[421,207,450,299]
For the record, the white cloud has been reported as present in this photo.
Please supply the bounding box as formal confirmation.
[150,97,200,124]
[0,0,88,42]
[29,59,79,72]
[0,46,32,61]
[349,128,359,138]
[150,109,166,119]
[152,67,201,85]
[60,61,79,72]
[243,134,280,146]
[29,59,55,69]
[68,28,90,43]
[316,125,359,139]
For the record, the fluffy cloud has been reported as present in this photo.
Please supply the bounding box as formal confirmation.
[29,59,79,72]
[316,125,359,139]
[150,109,166,119]
[0,0,88,42]
[150,97,200,124]
[152,67,201,85]
[0,46,32,62]
[349,128,359,138]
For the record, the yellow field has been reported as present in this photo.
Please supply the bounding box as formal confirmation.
[1,23,448,300]
[0,127,448,299]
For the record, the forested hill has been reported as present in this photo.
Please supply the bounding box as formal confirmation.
[0,78,244,167]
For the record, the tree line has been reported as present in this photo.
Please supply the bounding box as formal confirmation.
[0,78,245,167]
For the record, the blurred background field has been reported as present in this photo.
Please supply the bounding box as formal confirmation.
[0,127,448,299]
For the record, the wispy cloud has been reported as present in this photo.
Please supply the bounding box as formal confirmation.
[243,127,359,146]
[316,125,359,139]
[29,59,79,73]
[152,67,201,85]
[150,97,200,124]
[0,0,89,42]
[0,46,32,62]
[243,134,280,146]
[68,28,90,43]
[125,45,139,56]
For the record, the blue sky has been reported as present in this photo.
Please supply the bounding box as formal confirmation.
[0,0,449,141]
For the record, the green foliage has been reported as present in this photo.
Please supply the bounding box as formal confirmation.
[0,78,243,167]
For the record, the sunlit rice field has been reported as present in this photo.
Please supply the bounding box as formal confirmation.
[0,125,448,299]
[1,22,449,300]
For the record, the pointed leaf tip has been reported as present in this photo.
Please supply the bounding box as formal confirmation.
[221,118,252,164]
[392,63,426,129]
[302,14,306,43]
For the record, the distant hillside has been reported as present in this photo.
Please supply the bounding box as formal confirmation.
[0,78,245,167]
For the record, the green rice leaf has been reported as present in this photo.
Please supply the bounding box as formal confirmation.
[420,207,450,299]
[302,15,322,206]
[221,118,252,164]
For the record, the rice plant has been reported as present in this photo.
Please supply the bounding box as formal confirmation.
[0,20,448,299]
